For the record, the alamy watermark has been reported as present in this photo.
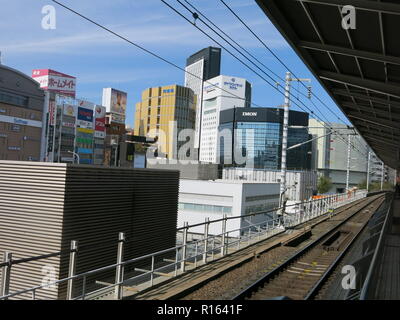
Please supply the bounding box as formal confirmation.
[341,5,356,30]
[41,264,57,290]
[341,265,356,290]
[42,5,56,30]
[145,121,255,167]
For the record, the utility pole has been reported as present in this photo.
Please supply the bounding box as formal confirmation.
[366,150,371,192]
[279,72,311,206]
[280,72,291,206]
[381,162,384,190]
[346,134,352,191]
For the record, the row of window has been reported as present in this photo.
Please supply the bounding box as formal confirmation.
[0,91,29,108]
[178,202,232,214]
[245,194,280,202]
[245,202,279,214]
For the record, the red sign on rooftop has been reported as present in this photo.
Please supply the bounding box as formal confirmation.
[32,69,76,98]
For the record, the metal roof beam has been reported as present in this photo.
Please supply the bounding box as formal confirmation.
[348,112,400,130]
[363,135,399,148]
[299,41,400,66]
[342,103,400,120]
[353,121,400,136]
[295,0,400,15]
[368,143,398,155]
[332,89,400,109]
[319,71,400,99]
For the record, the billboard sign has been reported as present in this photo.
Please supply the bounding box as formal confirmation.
[94,105,106,138]
[32,69,76,98]
[110,112,125,124]
[102,88,127,123]
[77,100,94,128]
[77,107,93,122]
[63,104,77,117]
[49,100,56,126]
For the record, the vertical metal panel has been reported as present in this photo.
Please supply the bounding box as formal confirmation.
[0,161,179,299]
[0,161,66,299]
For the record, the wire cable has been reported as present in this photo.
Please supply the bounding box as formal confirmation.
[166,0,369,158]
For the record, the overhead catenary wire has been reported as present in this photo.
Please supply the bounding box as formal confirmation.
[217,0,372,158]
[178,0,369,158]
[50,0,322,140]
[181,0,328,122]
[49,0,269,112]
[218,0,351,127]
[50,0,368,159]
[165,0,369,158]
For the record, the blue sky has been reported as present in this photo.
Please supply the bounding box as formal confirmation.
[0,0,350,127]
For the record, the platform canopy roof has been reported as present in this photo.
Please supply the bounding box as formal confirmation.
[257,0,400,169]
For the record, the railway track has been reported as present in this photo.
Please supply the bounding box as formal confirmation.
[232,194,386,300]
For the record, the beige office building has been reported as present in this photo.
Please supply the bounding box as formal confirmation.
[134,85,196,159]
[0,65,45,161]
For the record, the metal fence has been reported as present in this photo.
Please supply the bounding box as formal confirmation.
[0,190,367,300]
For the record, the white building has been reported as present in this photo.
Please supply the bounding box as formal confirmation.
[184,47,221,150]
[199,75,251,163]
[222,168,317,201]
[178,179,279,236]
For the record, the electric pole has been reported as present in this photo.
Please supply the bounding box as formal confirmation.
[280,72,291,206]
[366,150,371,192]
[381,162,384,190]
[279,72,311,206]
[346,134,352,191]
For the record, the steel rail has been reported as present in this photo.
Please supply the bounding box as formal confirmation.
[232,194,385,300]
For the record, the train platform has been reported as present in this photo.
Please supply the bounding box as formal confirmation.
[372,198,400,300]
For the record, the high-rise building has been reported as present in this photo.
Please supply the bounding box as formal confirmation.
[134,85,196,159]
[218,107,311,170]
[0,65,45,161]
[185,47,221,152]
[199,75,251,163]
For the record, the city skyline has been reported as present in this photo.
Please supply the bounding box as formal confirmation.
[1,0,350,128]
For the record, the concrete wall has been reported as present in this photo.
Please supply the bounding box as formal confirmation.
[147,161,219,180]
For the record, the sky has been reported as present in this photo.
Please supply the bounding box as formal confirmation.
[0,0,351,128]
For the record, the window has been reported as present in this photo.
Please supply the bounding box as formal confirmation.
[178,202,232,215]
[0,90,28,107]
[11,124,21,132]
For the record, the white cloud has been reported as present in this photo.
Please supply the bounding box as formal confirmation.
[1,0,287,55]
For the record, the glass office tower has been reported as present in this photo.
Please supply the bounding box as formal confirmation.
[218,108,311,170]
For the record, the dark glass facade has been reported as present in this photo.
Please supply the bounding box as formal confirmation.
[186,47,221,81]
[218,108,311,170]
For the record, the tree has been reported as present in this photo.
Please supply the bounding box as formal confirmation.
[357,180,367,190]
[318,176,332,194]
[358,180,394,192]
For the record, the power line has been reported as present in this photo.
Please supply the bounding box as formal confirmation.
[49,0,267,111]
[51,0,367,159]
[214,0,369,157]
[218,0,350,126]
[181,0,327,121]
[165,0,368,158]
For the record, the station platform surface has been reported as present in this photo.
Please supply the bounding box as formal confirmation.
[373,198,400,299]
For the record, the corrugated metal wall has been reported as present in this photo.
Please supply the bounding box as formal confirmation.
[0,161,179,299]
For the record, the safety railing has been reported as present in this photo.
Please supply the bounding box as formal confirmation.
[0,189,367,300]
[359,193,394,300]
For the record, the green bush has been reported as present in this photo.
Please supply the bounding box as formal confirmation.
[318,176,332,194]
